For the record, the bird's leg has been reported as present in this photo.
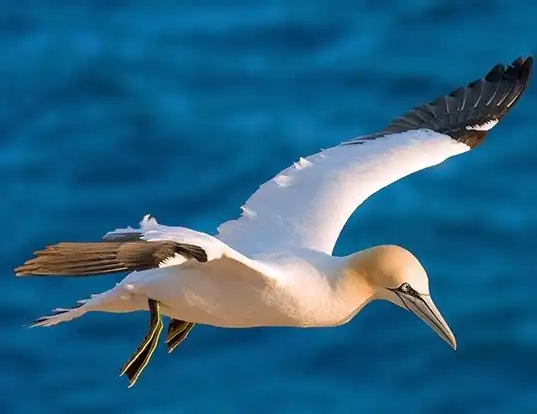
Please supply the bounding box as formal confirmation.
[166,320,195,353]
[119,298,163,388]
[166,318,189,343]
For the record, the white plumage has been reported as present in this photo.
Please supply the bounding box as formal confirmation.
[15,55,532,387]
[218,129,469,255]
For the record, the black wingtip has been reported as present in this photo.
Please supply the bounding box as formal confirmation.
[484,55,532,86]
[373,55,533,148]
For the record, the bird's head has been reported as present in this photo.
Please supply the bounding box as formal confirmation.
[344,245,456,350]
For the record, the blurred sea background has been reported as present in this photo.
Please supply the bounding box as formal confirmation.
[2,1,537,413]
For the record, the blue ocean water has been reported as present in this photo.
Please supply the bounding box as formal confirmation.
[2,1,537,412]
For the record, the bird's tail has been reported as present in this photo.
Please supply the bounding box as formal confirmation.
[29,296,95,327]
[27,284,142,327]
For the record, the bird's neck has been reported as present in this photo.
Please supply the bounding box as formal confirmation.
[338,262,375,303]
[320,254,376,325]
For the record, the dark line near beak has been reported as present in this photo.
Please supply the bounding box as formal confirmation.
[418,296,447,334]
[396,292,447,338]
[394,292,412,312]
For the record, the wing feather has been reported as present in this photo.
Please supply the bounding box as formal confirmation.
[217,57,532,255]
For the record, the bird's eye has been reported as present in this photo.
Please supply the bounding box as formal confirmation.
[400,283,411,293]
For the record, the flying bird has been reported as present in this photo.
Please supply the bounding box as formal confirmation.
[16,56,533,387]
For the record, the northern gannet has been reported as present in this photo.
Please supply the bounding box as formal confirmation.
[16,56,533,387]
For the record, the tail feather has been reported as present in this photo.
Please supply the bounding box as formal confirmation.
[28,286,146,328]
[29,303,87,328]
[76,295,98,305]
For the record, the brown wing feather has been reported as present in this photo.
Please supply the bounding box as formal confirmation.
[15,240,208,277]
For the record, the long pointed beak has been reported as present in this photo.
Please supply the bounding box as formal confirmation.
[398,293,457,350]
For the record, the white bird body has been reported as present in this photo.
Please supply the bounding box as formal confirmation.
[15,56,533,387]
[59,220,363,328]
[82,130,466,328]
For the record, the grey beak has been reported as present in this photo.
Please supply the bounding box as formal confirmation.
[398,292,457,350]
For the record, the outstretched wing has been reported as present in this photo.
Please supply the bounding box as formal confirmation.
[16,214,281,281]
[217,57,533,255]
